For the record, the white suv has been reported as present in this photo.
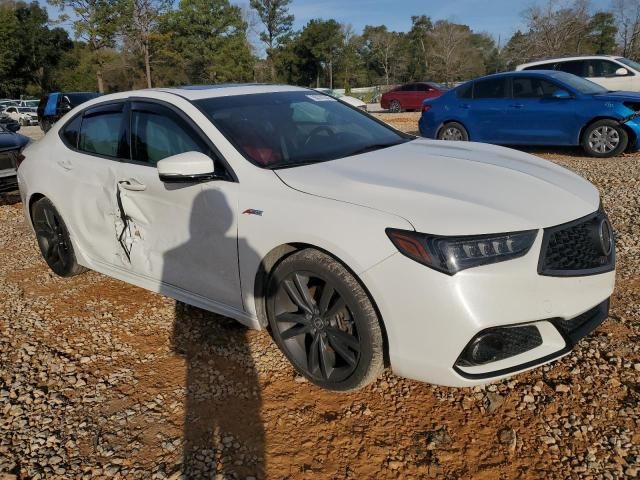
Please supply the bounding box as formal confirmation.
[17,85,615,391]
[517,55,640,91]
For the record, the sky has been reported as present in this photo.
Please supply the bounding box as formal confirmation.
[271,0,529,47]
[46,0,531,49]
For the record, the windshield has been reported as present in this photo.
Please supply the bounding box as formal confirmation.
[553,72,608,94]
[617,57,640,72]
[195,91,409,169]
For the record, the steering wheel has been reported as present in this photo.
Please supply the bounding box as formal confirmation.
[303,126,334,147]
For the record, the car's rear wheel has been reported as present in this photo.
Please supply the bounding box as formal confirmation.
[438,122,469,141]
[267,249,384,391]
[32,197,86,277]
[389,100,401,113]
[582,119,628,158]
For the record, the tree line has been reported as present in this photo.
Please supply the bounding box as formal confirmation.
[0,0,639,98]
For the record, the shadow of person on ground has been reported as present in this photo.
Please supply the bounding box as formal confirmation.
[166,189,265,479]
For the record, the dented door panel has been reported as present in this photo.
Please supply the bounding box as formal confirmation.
[113,161,243,310]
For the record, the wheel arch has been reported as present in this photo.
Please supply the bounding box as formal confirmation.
[253,242,391,366]
[579,116,636,149]
[27,192,46,225]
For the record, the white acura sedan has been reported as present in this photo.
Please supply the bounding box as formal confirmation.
[17,85,615,391]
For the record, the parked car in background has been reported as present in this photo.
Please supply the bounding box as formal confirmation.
[419,70,640,157]
[18,85,614,391]
[0,124,29,192]
[381,82,446,112]
[0,113,20,133]
[3,106,38,126]
[19,99,40,108]
[0,99,19,109]
[37,92,100,132]
[314,88,367,111]
[517,55,640,92]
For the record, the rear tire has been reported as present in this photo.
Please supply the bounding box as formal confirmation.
[267,249,384,392]
[581,119,628,158]
[389,100,401,113]
[32,197,86,277]
[438,122,469,141]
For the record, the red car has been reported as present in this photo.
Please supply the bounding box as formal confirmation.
[381,82,446,112]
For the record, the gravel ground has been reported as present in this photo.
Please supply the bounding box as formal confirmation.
[0,116,639,479]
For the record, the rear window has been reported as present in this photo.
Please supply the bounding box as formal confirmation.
[79,110,124,157]
[456,83,473,99]
[473,78,508,99]
[61,115,82,149]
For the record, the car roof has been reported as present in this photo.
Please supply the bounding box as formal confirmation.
[516,55,623,69]
[156,83,308,100]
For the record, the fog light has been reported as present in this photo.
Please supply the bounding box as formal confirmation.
[456,325,543,367]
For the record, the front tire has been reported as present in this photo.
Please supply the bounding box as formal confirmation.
[582,119,628,158]
[438,122,469,141]
[389,100,401,113]
[32,197,86,277]
[267,249,384,391]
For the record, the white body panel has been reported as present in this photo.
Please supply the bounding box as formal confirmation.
[17,85,614,386]
[516,55,640,91]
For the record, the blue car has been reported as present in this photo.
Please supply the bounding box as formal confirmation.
[419,70,640,157]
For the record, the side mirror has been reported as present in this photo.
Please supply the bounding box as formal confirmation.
[615,67,629,76]
[157,151,215,183]
[551,89,571,99]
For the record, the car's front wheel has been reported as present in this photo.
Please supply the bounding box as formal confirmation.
[438,122,469,141]
[32,197,86,277]
[267,249,384,391]
[582,119,628,158]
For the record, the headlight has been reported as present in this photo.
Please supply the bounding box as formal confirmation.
[386,228,538,275]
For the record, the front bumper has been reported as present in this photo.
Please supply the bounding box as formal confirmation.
[360,230,615,387]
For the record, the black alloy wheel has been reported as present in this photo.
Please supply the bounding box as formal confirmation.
[32,197,85,277]
[267,249,384,391]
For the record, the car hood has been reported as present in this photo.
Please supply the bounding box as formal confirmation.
[593,91,640,102]
[275,139,599,235]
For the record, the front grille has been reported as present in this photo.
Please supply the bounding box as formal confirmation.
[538,210,615,276]
[552,299,609,345]
[554,305,601,337]
[0,150,16,171]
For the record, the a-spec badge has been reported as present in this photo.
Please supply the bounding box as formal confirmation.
[242,209,264,216]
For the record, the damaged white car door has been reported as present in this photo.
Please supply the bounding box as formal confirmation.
[59,102,124,266]
[113,100,243,311]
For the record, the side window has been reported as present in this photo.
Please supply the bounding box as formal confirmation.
[457,83,473,99]
[415,84,429,92]
[79,108,124,158]
[523,63,554,71]
[588,60,624,77]
[474,78,508,99]
[61,115,82,149]
[513,77,560,98]
[556,60,586,77]
[130,103,208,166]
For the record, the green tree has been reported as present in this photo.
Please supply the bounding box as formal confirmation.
[588,12,618,54]
[406,15,433,80]
[249,0,293,80]
[47,0,127,92]
[160,0,254,85]
[122,0,172,88]
[361,25,404,85]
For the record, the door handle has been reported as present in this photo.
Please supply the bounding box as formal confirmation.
[118,179,147,191]
[511,104,524,109]
[56,159,72,170]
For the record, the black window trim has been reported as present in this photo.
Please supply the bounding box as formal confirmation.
[58,100,128,162]
[57,97,237,182]
[470,76,510,100]
[125,97,236,182]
